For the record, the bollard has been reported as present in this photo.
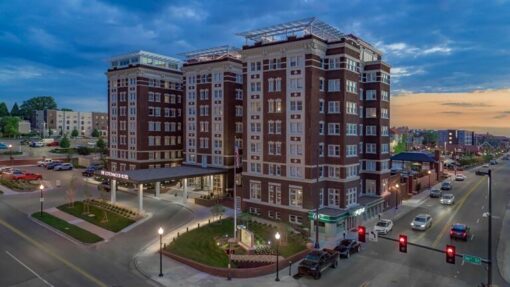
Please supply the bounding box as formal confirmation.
[186,227,189,232]
[177,232,180,237]
[209,219,211,224]
[198,223,200,228]
[289,261,292,276]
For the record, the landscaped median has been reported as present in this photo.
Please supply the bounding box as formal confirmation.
[32,212,103,244]
[57,200,137,233]
[164,218,310,278]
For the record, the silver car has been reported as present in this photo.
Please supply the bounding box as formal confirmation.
[411,214,432,231]
[440,194,455,205]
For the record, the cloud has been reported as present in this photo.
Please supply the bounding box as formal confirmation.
[376,41,453,57]
[494,111,510,119]
[166,4,208,21]
[0,65,45,82]
[441,102,492,107]
[441,111,463,115]
[392,66,426,78]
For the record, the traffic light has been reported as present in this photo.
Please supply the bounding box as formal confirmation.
[399,234,407,253]
[358,226,366,242]
[446,245,456,264]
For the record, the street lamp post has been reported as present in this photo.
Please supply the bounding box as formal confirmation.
[275,232,281,282]
[158,227,164,277]
[8,144,13,166]
[427,170,432,189]
[487,169,492,287]
[395,184,400,210]
[39,184,44,217]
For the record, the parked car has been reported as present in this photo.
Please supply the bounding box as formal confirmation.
[334,239,362,258]
[450,223,470,241]
[475,167,489,176]
[99,179,111,192]
[429,189,442,198]
[46,161,63,170]
[441,181,452,191]
[490,160,498,165]
[0,143,8,149]
[87,163,104,170]
[20,139,31,145]
[12,172,42,181]
[411,214,432,231]
[37,158,53,167]
[30,141,44,147]
[46,141,59,147]
[82,168,97,177]
[440,193,455,205]
[297,249,339,280]
[455,174,466,181]
[374,219,394,235]
[54,163,73,171]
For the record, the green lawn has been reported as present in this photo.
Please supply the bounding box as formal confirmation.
[32,212,103,244]
[57,201,135,232]
[166,219,307,268]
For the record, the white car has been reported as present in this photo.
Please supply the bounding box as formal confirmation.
[440,194,455,205]
[374,219,393,234]
[455,174,466,181]
[411,214,432,231]
[37,159,53,167]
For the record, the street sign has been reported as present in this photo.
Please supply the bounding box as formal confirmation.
[235,196,241,213]
[463,255,481,265]
[368,230,378,242]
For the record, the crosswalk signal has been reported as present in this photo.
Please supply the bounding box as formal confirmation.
[399,235,407,253]
[358,226,366,242]
[446,245,456,264]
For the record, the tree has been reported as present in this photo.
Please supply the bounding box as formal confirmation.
[10,102,20,117]
[96,137,106,151]
[394,134,408,154]
[0,117,19,137]
[91,128,100,138]
[19,96,57,119]
[60,108,73,111]
[60,135,70,148]
[0,102,9,117]
[71,128,79,138]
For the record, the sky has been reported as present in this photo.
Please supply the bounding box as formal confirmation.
[0,0,509,133]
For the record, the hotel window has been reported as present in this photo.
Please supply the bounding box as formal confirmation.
[346,123,357,136]
[290,122,303,134]
[319,121,325,135]
[346,101,357,115]
[347,58,358,72]
[366,125,377,136]
[382,73,390,84]
[290,100,303,112]
[289,55,303,67]
[329,57,340,69]
[366,90,376,100]
[275,78,282,92]
[250,142,261,153]
[346,80,357,94]
[148,92,154,102]
[346,145,357,157]
[275,121,282,134]
[381,126,389,136]
[275,100,282,112]
[319,99,325,113]
[249,181,261,200]
[328,145,340,157]
[213,89,223,99]
[319,77,325,91]
[346,165,359,178]
[318,143,324,157]
[235,89,243,100]
[235,122,243,133]
[154,93,161,102]
[289,143,303,156]
[250,162,262,173]
[364,72,376,83]
[250,61,262,72]
[328,101,340,114]
[250,122,261,133]
[328,123,340,135]
[346,187,357,207]
[328,166,340,178]
[328,188,340,207]
[381,108,389,119]
[289,187,303,207]
[270,58,281,70]
[289,166,303,178]
[268,78,274,92]
[366,143,377,154]
[328,79,340,92]
[381,144,389,154]
[235,106,243,117]
[268,184,277,203]
[289,215,303,225]
[381,90,389,101]
[250,102,261,113]
[366,108,377,118]
[213,72,222,83]
[289,78,303,90]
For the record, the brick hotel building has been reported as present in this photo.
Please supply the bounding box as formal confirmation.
[238,18,391,236]
[181,46,244,195]
[107,51,184,171]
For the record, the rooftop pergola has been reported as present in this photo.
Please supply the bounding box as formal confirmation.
[180,45,241,63]
[236,17,344,44]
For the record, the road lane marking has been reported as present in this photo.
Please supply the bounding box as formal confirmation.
[5,250,55,287]
[0,218,108,287]
[471,234,474,240]
[430,178,485,248]
[477,218,480,224]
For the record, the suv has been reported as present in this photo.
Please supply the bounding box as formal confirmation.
[441,181,452,190]
[54,163,73,171]
[334,239,362,258]
[297,249,339,280]
[429,189,442,198]
[374,219,394,235]
[476,167,489,176]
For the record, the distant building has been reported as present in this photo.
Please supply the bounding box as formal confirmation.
[31,109,102,137]
[17,120,31,135]
[92,112,108,136]
[438,129,474,147]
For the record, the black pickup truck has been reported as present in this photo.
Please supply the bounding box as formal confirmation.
[297,249,339,280]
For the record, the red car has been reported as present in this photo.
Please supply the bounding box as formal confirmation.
[46,141,59,147]
[12,172,43,181]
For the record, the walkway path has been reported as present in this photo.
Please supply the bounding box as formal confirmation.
[45,207,116,240]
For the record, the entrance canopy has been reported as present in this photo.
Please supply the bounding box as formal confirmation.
[100,165,227,184]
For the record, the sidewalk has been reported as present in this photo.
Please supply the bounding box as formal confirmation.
[497,202,510,284]
[45,207,116,240]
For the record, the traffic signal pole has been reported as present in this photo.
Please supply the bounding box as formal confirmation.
[487,169,492,287]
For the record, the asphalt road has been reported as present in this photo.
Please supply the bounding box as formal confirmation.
[297,161,510,287]
[0,165,194,287]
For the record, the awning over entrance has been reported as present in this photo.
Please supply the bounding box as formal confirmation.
[308,208,349,223]
[100,165,227,184]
